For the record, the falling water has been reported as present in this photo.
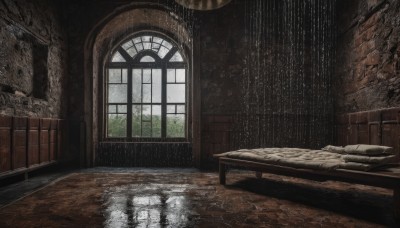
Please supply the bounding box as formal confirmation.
[233,0,336,150]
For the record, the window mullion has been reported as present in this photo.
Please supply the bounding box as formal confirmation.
[150,69,153,138]
[127,67,133,138]
[161,66,167,138]
[141,68,144,137]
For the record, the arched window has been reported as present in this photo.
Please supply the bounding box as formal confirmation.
[105,33,187,140]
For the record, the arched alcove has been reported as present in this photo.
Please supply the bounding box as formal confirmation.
[83,3,199,167]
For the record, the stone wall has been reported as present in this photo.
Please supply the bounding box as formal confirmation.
[335,0,400,113]
[0,0,67,118]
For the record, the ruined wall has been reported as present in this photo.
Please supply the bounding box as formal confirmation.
[0,0,67,118]
[335,0,400,113]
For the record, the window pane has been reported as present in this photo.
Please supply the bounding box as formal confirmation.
[143,42,151,50]
[177,105,185,114]
[167,69,175,83]
[176,69,185,83]
[135,43,144,52]
[158,46,169,58]
[142,105,151,121]
[132,105,142,137]
[140,56,155,62]
[122,41,134,50]
[108,105,117,114]
[143,84,151,103]
[111,52,126,62]
[167,114,185,138]
[143,69,151,83]
[118,105,127,113]
[152,69,161,103]
[170,52,184,62]
[152,105,161,137]
[142,36,151,42]
[140,55,156,63]
[108,69,121,83]
[162,40,173,49]
[122,69,128,83]
[167,84,185,103]
[126,47,137,57]
[132,69,142,103]
[133,37,141,43]
[153,37,163,44]
[108,84,127,103]
[167,105,175,114]
[108,114,127,137]
[142,122,152,137]
[152,43,160,49]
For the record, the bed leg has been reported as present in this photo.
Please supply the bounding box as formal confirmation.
[255,171,262,179]
[219,162,226,185]
[394,188,400,221]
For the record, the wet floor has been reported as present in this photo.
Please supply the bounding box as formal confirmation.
[0,168,397,227]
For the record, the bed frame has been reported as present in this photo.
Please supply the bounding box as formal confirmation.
[215,156,400,220]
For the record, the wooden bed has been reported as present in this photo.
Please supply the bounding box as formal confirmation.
[215,155,400,219]
[214,107,400,218]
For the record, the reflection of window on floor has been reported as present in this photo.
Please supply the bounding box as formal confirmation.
[104,186,190,228]
[105,34,187,140]
[132,195,189,226]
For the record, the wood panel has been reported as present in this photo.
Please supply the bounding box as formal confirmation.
[348,113,358,145]
[335,107,400,158]
[13,117,27,169]
[57,120,64,161]
[335,114,348,146]
[0,116,12,172]
[0,115,66,179]
[40,119,51,163]
[356,112,368,144]
[28,118,40,166]
[49,120,58,161]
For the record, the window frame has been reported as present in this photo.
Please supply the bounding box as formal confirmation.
[104,32,188,142]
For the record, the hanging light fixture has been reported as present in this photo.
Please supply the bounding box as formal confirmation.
[175,0,232,10]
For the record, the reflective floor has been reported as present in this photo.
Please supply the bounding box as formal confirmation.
[0,168,397,227]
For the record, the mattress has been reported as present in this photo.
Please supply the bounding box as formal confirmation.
[216,148,392,171]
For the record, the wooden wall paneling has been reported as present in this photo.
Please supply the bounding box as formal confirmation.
[0,116,12,173]
[57,120,64,161]
[368,110,381,145]
[336,108,400,159]
[381,108,400,156]
[12,117,28,170]
[348,114,358,144]
[49,120,58,161]
[356,112,369,144]
[28,118,40,167]
[335,114,348,146]
[40,119,51,163]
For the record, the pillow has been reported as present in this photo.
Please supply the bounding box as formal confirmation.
[344,144,394,155]
[321,145,345,154]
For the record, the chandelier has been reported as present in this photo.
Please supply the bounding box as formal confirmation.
[175,0,232,10]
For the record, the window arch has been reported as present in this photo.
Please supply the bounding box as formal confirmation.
[105,33,187,140]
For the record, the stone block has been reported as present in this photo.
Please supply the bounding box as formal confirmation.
[365,50,381,65]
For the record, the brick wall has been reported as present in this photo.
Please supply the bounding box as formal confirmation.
[335,0,400,113]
